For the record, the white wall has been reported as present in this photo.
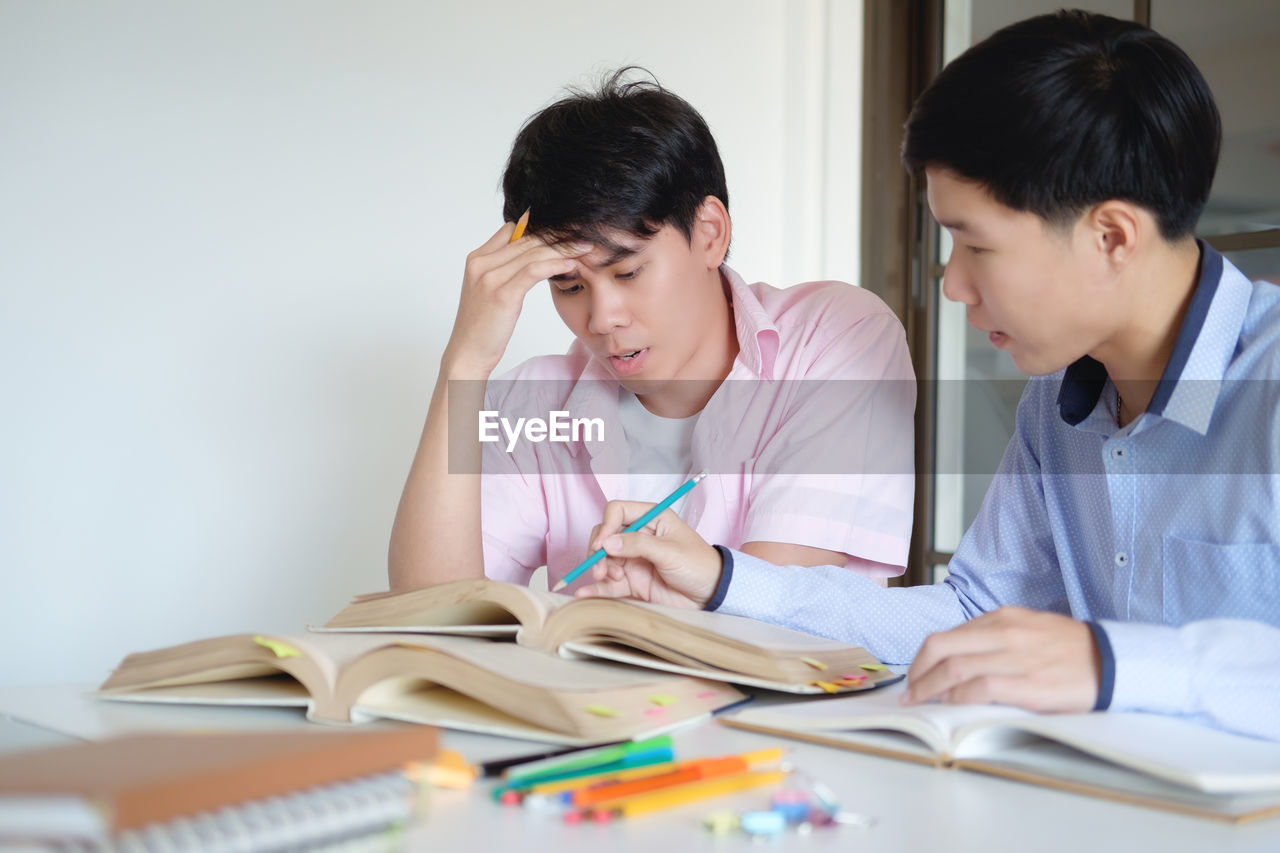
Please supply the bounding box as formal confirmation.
[0,0,862,685]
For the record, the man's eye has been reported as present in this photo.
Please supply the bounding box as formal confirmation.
[616,266,642,280]
[554,283,583,295]
[967,246,988,255]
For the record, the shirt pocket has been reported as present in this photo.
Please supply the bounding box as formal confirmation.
[1162,534,1280,624]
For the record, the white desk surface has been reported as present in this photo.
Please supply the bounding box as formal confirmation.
[2,684,1278,853]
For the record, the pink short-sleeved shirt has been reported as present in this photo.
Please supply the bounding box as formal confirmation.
[477,265,916,589]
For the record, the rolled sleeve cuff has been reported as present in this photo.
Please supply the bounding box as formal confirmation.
[1085,622,1115,711]
[704,545,735,611]
[1099,619,1193,717]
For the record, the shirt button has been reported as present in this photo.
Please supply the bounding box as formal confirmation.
[1111,446,1126,460]
[1114,551,1129,567]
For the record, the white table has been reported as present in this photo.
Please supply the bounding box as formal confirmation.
[2,685,1278,852]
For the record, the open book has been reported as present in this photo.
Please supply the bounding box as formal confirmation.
[96,632,746,745]
[723,687,1280,823]
[318,579,897,694]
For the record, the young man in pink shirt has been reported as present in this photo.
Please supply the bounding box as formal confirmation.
[387,70,915,592]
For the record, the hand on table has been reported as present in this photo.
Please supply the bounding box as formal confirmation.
[902,606,1101,713]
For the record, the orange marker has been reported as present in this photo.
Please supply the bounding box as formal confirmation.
[509,209,530,242]
[568,748,783,807]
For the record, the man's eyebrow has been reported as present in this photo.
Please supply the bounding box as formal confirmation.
[548,241,643,282]
[936,218,968,232]
[599,243,641,266]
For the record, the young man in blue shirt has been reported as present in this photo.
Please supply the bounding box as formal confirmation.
[573,10,1280,741]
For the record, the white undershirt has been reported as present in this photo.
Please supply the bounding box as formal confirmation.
[617,390,698,508]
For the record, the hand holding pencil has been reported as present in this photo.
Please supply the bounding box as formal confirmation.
[571,475,726,608]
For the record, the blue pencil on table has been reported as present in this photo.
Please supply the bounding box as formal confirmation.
[551,470,709,592]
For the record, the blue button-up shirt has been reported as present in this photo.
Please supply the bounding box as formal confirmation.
[715,244,1280,741]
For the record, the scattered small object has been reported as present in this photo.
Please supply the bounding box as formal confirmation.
[739,809,786,837]
[407,749,476,790]
[584,704,620,717]
[859,663,887,672]
[702,810,740,836]
[498,790,522,806]
[801,657,829,671]
[769,789,811,822]
[647,694,677,706]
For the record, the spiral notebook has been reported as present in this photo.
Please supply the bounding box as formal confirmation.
[0,728,437,847]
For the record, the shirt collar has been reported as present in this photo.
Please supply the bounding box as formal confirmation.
[721,264,780,379]
[1057,240,1247,434]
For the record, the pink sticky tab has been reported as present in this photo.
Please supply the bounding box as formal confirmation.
[696,690,719,699]
[644,707,667,717]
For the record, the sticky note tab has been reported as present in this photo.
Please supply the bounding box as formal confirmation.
[647,694,677,707]
[859,663,887,672]
[696,690,720,699]
[406,749,475,789]
[643,707,667,718]
[584,705,620,717]
[253,636,300,659]
[801,657,828,670]
[839,674,869,682]
[812,681,841,693]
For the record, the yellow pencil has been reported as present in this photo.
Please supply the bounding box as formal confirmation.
[509,209,530,242]
[596,770,788,819]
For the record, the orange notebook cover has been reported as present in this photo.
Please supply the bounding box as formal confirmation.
[0,727,437,834]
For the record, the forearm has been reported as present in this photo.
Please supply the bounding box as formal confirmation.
[714,550,978,664]
[388,365,486,590]
[1100,618,1280,741]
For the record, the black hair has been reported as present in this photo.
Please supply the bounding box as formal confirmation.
[902,9,1221,240]
[501,67,729,250]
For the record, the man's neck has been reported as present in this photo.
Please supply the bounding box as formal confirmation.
[1096,239,1203,425]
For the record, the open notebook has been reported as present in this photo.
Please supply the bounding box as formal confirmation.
[723,687,1280,823]
[318,579,898,694]
[96,632,746,745]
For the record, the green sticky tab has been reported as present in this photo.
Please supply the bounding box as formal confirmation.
[647,694,677,707]
[859,663,887,671]
[584,704,620,717]
[253,635,301,659]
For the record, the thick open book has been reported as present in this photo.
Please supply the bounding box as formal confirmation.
[723,688,1280,823]
[319,579,897,694]
[96,632,746,745]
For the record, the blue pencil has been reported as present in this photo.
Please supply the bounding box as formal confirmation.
[551,470,709,592]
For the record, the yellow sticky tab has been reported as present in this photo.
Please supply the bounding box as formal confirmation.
[801,657,828,671]
[860,663,887,672]
[813,681,841,693]
[253,636,300,659]
[647,694,677,707]
[585,705,621,717]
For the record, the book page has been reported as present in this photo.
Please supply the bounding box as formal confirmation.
[320,580,570,640]
[727,686,1030,757]
[957,740,1280,821]
[965,712,1280,794]
[567,601,862,653]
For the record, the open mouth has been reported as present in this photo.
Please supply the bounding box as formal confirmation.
[607,347,649,375]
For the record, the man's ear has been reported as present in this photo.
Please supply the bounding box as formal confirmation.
[692,195,732,268]
[1084,200,1142,270]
